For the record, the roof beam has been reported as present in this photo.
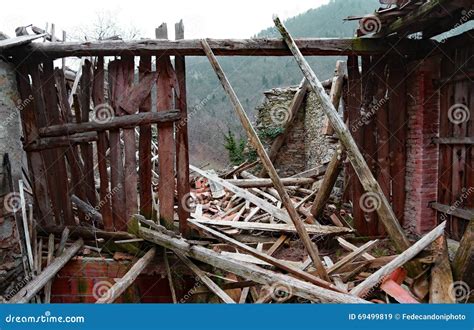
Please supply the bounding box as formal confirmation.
[2,37,436,59]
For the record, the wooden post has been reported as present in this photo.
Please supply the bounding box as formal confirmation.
[452,220,473,290]
[273,16,413,257]
[429,236,455,303]
[175,20,191,237]
[201,39,329,281]
[156,24,176,230]
[96,247,156,303]
[8,239,84,303]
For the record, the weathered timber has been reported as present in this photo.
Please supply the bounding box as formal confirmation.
[5,38,436,58]
[71,194,103,225]
[227,177,315,188]
[351,222,446,297]
[96,247,156,303]
[38,225,135,241]
[260,78,308,176]
[175,20,191,237]
[323,60,345,135]
[119,71,158,114]
[192,216,352,235]
[430,202,474,221]
[163,249,177,303]
[336,237,375,261]
[174,250,236,303]
[138,225,369,303]
[429,236,455,303]
[201,39,329,281]
[24,132,98,151]
[156,24,176,230]
[39,110,180,137]
[188,220,339,291]
[274,16,414,260]
[43,233,55,303]
[8,239,84,303]
[310,147,344,218]
[433,137,474,145]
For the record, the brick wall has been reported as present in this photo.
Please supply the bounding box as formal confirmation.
[404,58,440,234]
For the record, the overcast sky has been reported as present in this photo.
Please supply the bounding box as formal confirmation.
[1,0,330,39]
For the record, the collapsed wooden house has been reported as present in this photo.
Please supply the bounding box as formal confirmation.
[0,0,472,304]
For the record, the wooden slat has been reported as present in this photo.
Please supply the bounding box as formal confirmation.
[92,56,113,230]
[156,24,176,230]
[430,202,474,221]
[138,55,153,220]
[175,20,191,237]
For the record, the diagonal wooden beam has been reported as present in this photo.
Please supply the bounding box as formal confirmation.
[201,39,330,281]
[273,16,415,261]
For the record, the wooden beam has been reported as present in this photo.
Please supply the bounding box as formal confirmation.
[39,111,181,137]
[201,39,329,281]
[96,247,156,303]
[227,177,315,188]
[192,216,352,235]
[452,220,474,291]
[323,60,345,135]
[273,16,415,260]
[174,251,236,303]
[351,222,446,297]
[8,239,84,303]
[429,236,455,303]
[4,38,436,59]
[327,240,378,275]
[138,224,369,303]
[433,137,474,145]
[430,202,474,221]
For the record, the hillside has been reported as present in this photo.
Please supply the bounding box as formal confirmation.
[185,0,377,168]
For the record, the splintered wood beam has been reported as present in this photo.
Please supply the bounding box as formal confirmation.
[201,39,329,281]
[174,250,236,303]
[188,219,339,292]
[5,38,436,59]
[38,111,181,137]
[273,16,414,259]
[8,239,84,303]
[260,78,309,176]
[323,60,345,135]
[138,224,369,303]
[351,222,446,297]
[96,247,156,303]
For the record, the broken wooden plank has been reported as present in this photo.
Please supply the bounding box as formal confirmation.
[327,240,378,275]
[201,39,329,281]
[0,33,46,50]
[96,247,156,303]
[188,219,339,291]
[174,251,236,303]
[192,216,352,235]
[429,236,455,303]
[452,219,473,291]
[273,16,414,260]
[336,237,375,261]
[43,233,55,303]
[9,239,84,303]
[430,202,474,221]
[39,111,181,137]
[119,71,158,114]
[351,222,446,297]
[323,60,345,135]
[138,224,369,303]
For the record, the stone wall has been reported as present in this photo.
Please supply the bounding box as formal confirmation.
[255,86,337,177]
